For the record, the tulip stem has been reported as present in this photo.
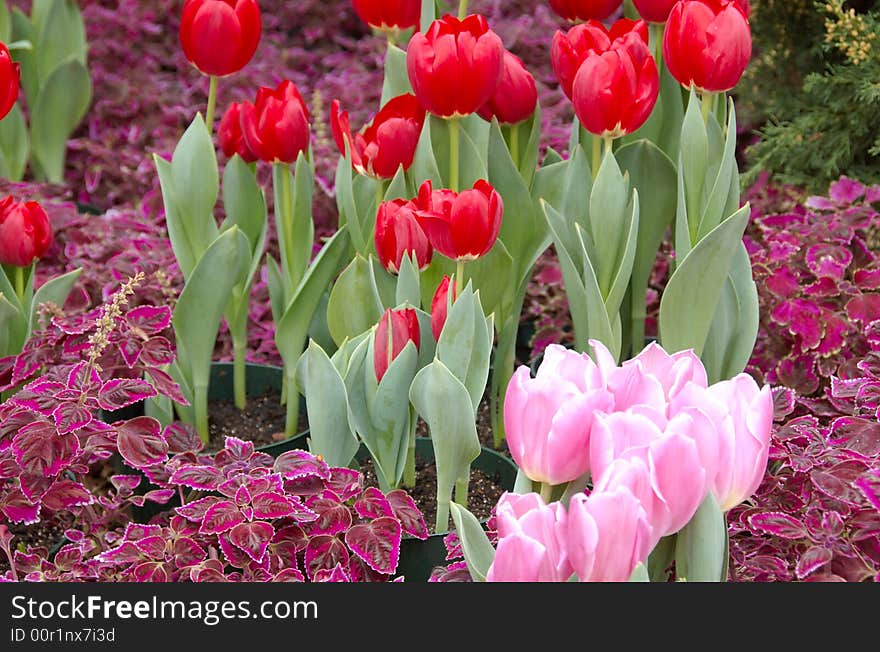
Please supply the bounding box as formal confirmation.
[509,123,520,170]
[540,482,554,504]
[455,259,465,296]
[591,136,601,181]
[403,409,417,488]
[603,135,614,157]
[195,384,209,444]
[649,23,663,66]
[205,75,219,134]
[448,117,460,192]
[455,475,469,509]
[458,0,469,19]
[233,335,247,411]
[13,265,25,301]
[284,370,300,436]
[701,91,714,124]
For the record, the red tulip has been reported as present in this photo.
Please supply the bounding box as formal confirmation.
[548,0,622,22]
[374,199,433,274]
[0,43,19,122]
[331,94,426,179]
[430,275,457,340]
[572,32,659,138]
[374,308,421,382]
[218,102,257,162]
[634,0,748,22]
[551,18,648,100]
[478,50,538,125]
[415,179,503,261]
[663,0,752,93]
[0,196,52,268]
[406,14,504,119]
[240,80,310,164]
[179,0,261,77]
[351,0,420,32]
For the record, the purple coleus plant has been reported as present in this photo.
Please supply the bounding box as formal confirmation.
[1,437,429,582]
[0,275,183,526]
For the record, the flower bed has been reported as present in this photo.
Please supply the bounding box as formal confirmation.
[0,0,877,584]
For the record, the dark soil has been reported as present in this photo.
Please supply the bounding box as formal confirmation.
[0,520,68,576]
[206,389,308,453]
[358,452,507,535]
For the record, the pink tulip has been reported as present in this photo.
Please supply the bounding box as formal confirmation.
[590,412,708,541]
[486,493,572,582]
[504,348,613,485]
[608,342,708,413]
[567,486,651,581]
[708,374,773,511]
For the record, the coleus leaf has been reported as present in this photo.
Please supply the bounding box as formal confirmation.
[132,561,169,582]
[118,338,142,369]
[110,474,142,493]
[200,500,245,534]
[144,489,175,504]
[228,521,275,563]
[176,496,224,522]
[163,422,202,454]
[52,401,94,434]
[135,536,168,559]
[123,524,163,541]
[97,541,143,564]
[748,512,808,539]
[18,473,53,502]
[795,546,833,580]
[170,464,225,491]
[326,467,363,501]
[221,437,254,462]
[853,471,880,511]
[354,487,394,520]
[13,422,79,477]
[172,537,207,566]
[251,492,297,519]
[307,494,352,536]
[0,490,40,524]
[41,481,93,511]
[386,489,429,540]
[66,362,102,393]
[274,449,331,481]
[312,563,351,582]
[274,568,306,582]
[305,535,350,581]
[811,469,864,507]
[98,378,157,411]
[344,517,401,575]
[146,368,189,405]
[126,305,172,334]
[218,533,254,569]
[273,524,309,551]
[116,416,167,469]
[138,337,175,367]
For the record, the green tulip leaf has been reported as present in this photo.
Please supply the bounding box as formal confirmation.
[659,203,751,357]
[28,267,81,335]
[35,0,87,84]
[295,340,359,468]
[0,103,29,181]
[30,59,91,183]
[450,502,495,583]
[381,43,412,105]
[326,255,384,346]
[674,492,728,582]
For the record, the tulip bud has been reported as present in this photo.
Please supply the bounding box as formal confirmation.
[548,0,623,22]
[551,19,648,101]
[477,51,538,125]
[331,94,426,179]
[567,487,652,581]
[414,179,503,261]
[218,102,257,163]
[632,0,678,22]
[351,0,420,32]
[663,0,752,93]
[430,275,457,341]
[572,31,659,138]
[180,0,262,77]
[707,374,772,511]
[374,199,433,274]
[406,14,504,119]
[373,308,420,382]
[504,346,613,486]
[0,196,52,268]
[240,80,311,164]
[0,43,20,122]
[486,492,572,582]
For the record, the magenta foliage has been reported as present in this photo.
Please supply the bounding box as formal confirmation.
[0,435,428,582]
[0,279,183,528]
[725,176,880,582]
